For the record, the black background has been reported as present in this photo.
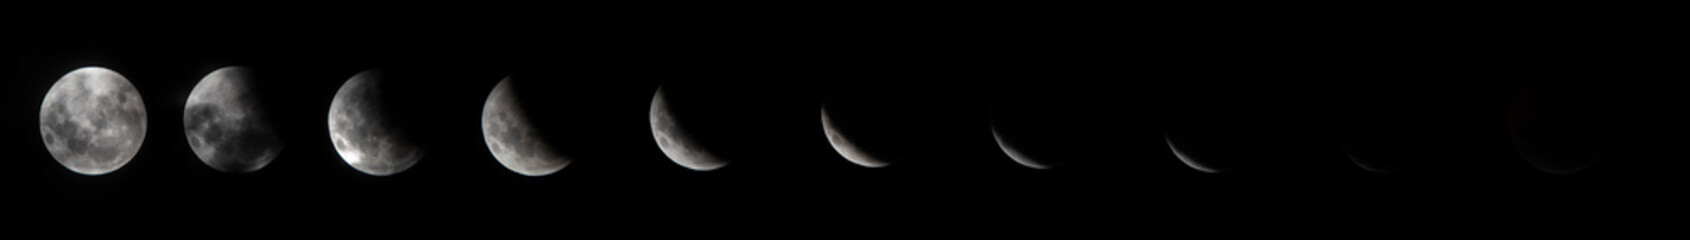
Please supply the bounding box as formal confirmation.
[2,2,1689,238]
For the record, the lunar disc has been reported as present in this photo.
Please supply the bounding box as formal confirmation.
[650,86,728,171]
[40,66,148,176]
[184,66,283,173]
[483,77,570,176]
[822,106,890,168]
[328,70,424,176]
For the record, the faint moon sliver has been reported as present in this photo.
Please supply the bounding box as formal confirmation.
[821,106,889,168]
[991,123,1049,170]
[482,77,569,176]
[328,70,423,176]
[39,66,148,175]
[184,66,282,173]
[649,86,728,171]
[1164,134,1221,173]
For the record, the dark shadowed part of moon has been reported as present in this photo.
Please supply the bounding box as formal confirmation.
[40,66,148,176]
[328,70,424,176]
[483,77,570,176]
[185,66,283,173]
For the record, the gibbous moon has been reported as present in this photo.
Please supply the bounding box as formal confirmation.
[184,66,282,173]
[650,86,728,171]
[821,106,890,168]
[40,66,148,175]
[482,77,569,176]
[991,123,1049,170]
[328,70,423,176]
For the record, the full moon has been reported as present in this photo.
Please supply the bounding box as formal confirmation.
[482,77,569,176]
[650,86,728,171]
[328,70,424,176]
[40,66,148,176]
[184,66,282,173]
[821,106,890,168]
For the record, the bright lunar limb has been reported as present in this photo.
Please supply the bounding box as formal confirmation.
[821,106,889,168]
[40,66,148,176]
[649,86,728,171]
[991,123,1049,170]
[184,66,282,173]
[482,77,569,176]
[1164,134,1222,173]
[328,70,423,176]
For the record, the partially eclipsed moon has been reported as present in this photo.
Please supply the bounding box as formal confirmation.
[991,122,1049,170]
[40,66,148,176]
[822,106,889,168]
[328,70,423,176]
[650,86,728,171]
[1165,134,1222,173]
[185,66,282,173]
[483,77,570,176]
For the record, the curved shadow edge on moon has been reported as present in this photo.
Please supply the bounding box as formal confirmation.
[483,77,570,176]
[991,123,1050,170]
[649,87,728,171]
[1164,134,1222,173]
[40,66,148,176]
[184,66,283,174]
[822,106,890,168]
[328,70,424,176]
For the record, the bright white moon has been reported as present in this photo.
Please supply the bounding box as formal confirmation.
[40,66,148,176]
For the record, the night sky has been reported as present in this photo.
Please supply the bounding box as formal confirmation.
[2,2,1689,238]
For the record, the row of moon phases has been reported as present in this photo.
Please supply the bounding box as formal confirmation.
[39,66,1583,177]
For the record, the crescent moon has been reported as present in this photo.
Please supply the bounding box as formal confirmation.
[184,66,282,173]
[482,77,570,176]
[990,122,1050,170]
[821,105,890,168]
[39,66,148,175]
[328,70,424,176]
[649,86,728,171]
[1164,133,1222,173]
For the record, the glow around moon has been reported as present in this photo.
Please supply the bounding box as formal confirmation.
[821,106,889,168]
[328,70,423,176]
[482,77,569,176]
[184,66,282,173]
[40,66,148,176]
[991,123,1049,170]
[649,86,728,171]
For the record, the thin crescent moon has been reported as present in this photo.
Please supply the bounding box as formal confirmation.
[991,123,1050,169]
[649,86,728,171]
[822,106,889,168]
[1164,133,1221,173]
